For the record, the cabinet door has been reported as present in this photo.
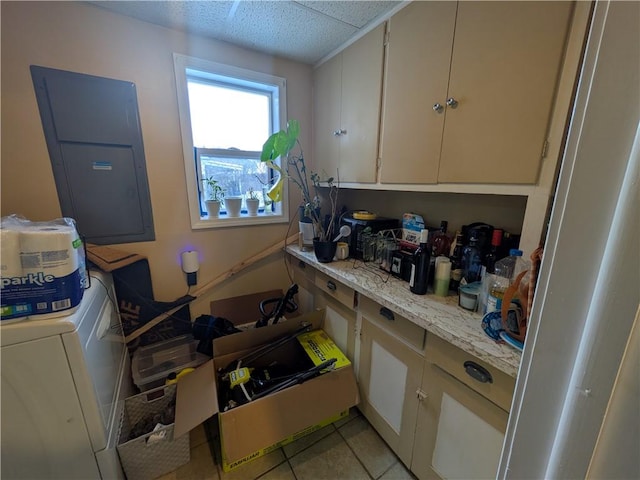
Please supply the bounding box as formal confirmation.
[411,362,509,480]
[358,317,424,466]
[438,1,573,184]
[340,23,385,183]
[313,54,341,178]
[379,1,457,184]
[314,291,357,363]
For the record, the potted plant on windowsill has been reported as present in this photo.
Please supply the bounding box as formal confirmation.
[246,187,260,216]
[260,119,339,262]
[203,177,224,217]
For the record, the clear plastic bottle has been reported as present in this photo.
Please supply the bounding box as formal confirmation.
[486,249,530,313]
[461,230,483,284]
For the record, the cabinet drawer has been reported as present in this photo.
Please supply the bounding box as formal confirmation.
[290,259,316,291]
[359,296,426,352]
[314,271,355,310]
[426,334,515,412]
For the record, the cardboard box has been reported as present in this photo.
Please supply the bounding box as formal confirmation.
[210,289,300,330]
[220,409,349,472]
[173,309,360,467]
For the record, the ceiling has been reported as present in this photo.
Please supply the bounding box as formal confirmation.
[89,1,403,65]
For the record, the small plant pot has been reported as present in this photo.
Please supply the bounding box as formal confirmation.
[224,197,243,217]
[246,198,260,216]
[313,238,337,263]
[205,200,221,217]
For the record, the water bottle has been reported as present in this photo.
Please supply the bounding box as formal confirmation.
[486,249,530,313]
[461,230,482,284]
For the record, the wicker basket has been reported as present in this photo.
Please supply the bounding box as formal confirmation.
[117,384,190,480]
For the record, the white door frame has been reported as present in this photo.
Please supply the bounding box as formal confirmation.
[499,1,640,478]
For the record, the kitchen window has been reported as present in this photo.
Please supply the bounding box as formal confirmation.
[173,54,289,228]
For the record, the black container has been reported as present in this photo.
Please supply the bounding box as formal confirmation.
[390,250,415,282]
[341,215,400,259]
[313,239,337,263]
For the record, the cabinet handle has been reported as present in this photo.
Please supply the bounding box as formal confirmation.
[379,307,395,321]
[416,389,428,401]
[446,97,459,109]
[463,361,493,384]
[333,129,347,136]
[326,280,337,291]
[432,103,444,113]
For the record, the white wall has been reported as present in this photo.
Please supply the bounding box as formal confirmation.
[0,1,312,316]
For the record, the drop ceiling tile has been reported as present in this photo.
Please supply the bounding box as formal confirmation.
[89,0,400,64]
[296,1,399,28]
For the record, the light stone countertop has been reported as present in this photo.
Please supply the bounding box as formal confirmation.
[287,245,522,378]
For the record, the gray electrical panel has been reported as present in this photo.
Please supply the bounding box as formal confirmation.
[30,65,155,244]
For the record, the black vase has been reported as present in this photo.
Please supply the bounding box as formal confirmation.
[313,238,337,263]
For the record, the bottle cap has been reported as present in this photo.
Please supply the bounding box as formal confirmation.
[509,249,523,256]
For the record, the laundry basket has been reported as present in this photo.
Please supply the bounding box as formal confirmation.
[117,383,190,480]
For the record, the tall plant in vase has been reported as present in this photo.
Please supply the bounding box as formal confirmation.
[260,120,339,262]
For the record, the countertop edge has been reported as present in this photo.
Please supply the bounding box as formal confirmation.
[286,246,521,378]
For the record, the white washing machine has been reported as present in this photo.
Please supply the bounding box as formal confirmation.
[1,269,134,479]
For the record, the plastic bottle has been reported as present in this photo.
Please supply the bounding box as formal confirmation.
[486,249,530,312]
[461,230,483,284]
[410,229,430,295]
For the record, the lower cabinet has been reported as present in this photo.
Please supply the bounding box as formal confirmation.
[314,290,357,364]
[411,335,516,480]
[357,298,426,466]
[286,255,517,478]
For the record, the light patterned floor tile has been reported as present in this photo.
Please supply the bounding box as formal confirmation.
[333,407,362,429]
[258,461,296,480]
[288,431,370,480]
[338,415,398,479]
[379,460,417,480]
[282,424,336,458]
[218,449,287,480]
[173,442,219,480]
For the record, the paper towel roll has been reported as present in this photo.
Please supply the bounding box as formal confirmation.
[1,228,23,278]
[20,225,79,277]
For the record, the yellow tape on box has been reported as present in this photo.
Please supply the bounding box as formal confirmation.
[221,409,349,472]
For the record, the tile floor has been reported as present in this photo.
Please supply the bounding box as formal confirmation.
[157,408,417,480]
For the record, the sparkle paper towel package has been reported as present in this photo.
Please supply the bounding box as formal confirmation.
[1,215,86,322]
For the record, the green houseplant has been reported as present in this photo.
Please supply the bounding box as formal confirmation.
[261,120,339,260]
[203,176,224,217]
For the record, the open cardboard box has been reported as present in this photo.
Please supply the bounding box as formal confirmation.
[173,309,360,466]
[210,289,300,330]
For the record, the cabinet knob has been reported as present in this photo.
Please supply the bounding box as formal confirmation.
[326,280,337,291]
[416,389,428,401]
[463,361,493,384]
[379,307,395,321]
[446,97,459,109]
[333,129,347,136]
[432,103,444,113]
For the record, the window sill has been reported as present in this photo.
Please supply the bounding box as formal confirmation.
[191,212,288,229]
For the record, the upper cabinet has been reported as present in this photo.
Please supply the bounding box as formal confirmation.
[379,1,573,185]
[313,23,385,183]
[379,2,457,184]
